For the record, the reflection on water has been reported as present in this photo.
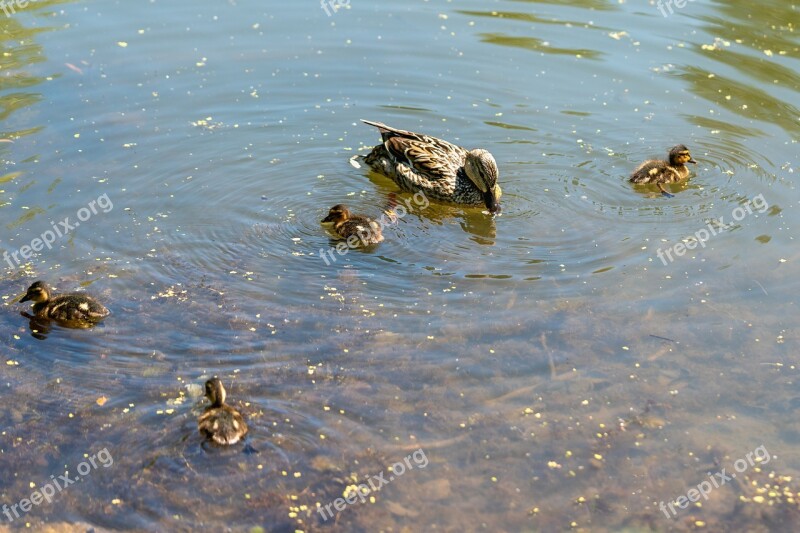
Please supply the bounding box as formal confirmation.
[477,33,604,59]
[1,0,799,530]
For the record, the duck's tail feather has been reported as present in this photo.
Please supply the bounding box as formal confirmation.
[349,154,364,168]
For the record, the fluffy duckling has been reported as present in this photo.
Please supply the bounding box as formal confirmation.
[361,119,502,214]
[321,204,384,245]
[630,144,697,197]
[198,378,249,446]
[20,280,110,324]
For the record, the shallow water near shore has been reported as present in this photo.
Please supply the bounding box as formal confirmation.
[1,0,799,531]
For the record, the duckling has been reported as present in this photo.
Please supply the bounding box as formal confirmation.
[630,144,697,197]
[20,280,110,324]
[198,377,249,446]
[321,204,384,245]
[361,119,502,214]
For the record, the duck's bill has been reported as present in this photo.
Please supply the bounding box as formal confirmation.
[689,158,697,164]
[484,190,501,214]
[320,216,335,224]
[20,295,30,303]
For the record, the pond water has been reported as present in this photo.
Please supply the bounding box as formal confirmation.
[1,0,798,531]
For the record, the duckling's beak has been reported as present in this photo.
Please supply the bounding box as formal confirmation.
[321,214,336,224]
[689,158,697,164]
[20,294,30,303]
[484,189,501,215]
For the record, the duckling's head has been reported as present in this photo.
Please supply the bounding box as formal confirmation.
[205,377,227,407]
[668,145,697,166]
[321,204,352,225]
[21,281,51,303]
[465,149,501,214]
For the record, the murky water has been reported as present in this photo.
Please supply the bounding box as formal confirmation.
[1,0,798,531]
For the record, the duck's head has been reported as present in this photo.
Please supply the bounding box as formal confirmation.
[21,281,51,303]
[465,149,501,214]
[668,145,696,166]
[205,377,227,407]
[321,204,352,225]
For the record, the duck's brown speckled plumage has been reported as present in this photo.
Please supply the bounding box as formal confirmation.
[630,144,696,195]
[198,378,248,446]
[321,204,384,245]
[361,120,502,213]
[20,281,109,323]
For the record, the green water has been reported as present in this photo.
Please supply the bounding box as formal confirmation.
[0,0,798,531]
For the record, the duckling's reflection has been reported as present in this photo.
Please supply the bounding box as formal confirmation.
[21,311,105,340]
[21,312,52,340]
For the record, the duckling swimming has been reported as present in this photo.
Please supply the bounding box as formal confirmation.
[20,280,109,324]
[630,144,696,197]
[321,204,384,245]
[361,119,502,214]
[198,378,249,446]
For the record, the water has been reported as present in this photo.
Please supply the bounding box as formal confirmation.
[1,0,798,530]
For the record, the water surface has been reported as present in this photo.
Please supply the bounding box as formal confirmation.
[1,0,798,531]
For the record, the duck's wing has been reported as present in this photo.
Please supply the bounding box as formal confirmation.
[199,408,248,445]
[630,160,669,184]
[362,119,465,182]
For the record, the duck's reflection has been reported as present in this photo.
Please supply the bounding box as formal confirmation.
[381,191,498,243]
[21,311,105,340]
